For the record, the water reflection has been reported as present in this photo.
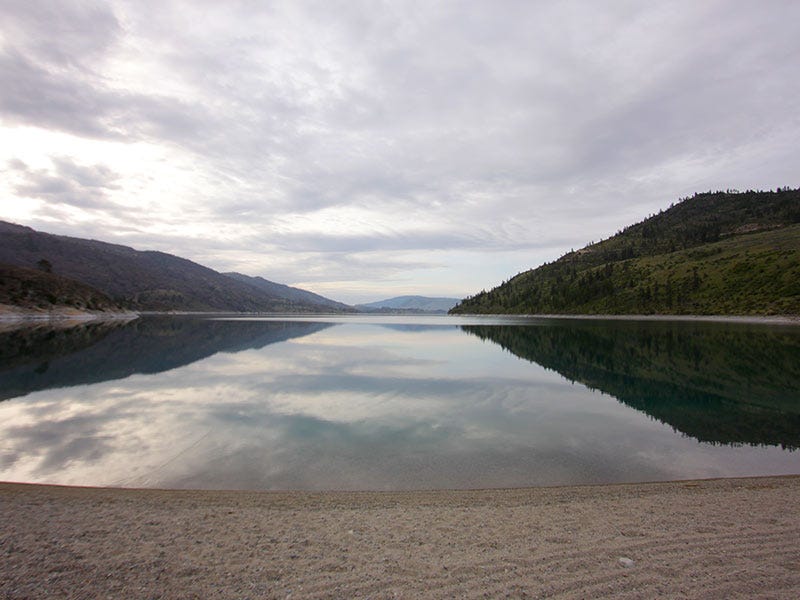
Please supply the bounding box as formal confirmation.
[0,317,797,490]
[463,320,800,449]
[0,317,332,402]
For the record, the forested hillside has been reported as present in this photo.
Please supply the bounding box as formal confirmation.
[451,189,800,315]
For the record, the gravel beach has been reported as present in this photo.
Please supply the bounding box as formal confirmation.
[2,476,799,599]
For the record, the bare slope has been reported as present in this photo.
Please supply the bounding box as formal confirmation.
[225,272,353,312]
[0,262,126,315]
[0,221,333,312]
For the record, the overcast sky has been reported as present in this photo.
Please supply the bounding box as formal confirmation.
[1,1,798,303]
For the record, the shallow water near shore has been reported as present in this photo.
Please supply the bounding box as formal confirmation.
[0,315,798,490]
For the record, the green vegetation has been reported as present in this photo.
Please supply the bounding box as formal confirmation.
[451,188,800,315]
[463,321,800,448]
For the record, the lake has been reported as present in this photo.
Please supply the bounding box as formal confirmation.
[1,315,798,490]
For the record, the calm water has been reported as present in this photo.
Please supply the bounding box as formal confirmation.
[1,315,798,490]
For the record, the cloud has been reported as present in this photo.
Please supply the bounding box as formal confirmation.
[0,50,116,139]
[0,0,121,67]
[0,1,126,138]
[8,155,124,211]
[1,1,799,300]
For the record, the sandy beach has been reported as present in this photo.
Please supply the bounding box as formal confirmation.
[2,476,799,599]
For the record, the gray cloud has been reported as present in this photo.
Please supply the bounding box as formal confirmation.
[8,156,124,211]
[0,50,117,139]
[0,0,121,67]
[267,227,576,255]
[1,1,799,300]
[0,47,223,150]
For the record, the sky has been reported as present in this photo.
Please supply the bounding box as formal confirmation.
[1,1,798,304]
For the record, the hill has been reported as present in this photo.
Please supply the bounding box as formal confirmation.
[0,262,128,316]
[224,272,353,312]
[357,296,460,313]
[451,188,800,315]
[0,221,346,313]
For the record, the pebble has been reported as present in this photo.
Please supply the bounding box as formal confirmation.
[618,557,635,568]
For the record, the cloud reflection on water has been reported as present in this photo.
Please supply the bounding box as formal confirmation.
[0,317,797,490]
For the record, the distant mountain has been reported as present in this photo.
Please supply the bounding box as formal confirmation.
[224,272,353,312]
[0,262,127,315]
[451,188,800,315]
[0,220,343,313]
[357,296,460,313]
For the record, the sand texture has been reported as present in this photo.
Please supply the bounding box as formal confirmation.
[2,476,800,599]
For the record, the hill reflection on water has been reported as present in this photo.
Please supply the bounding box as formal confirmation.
[463,320,800,449]
[0,315,798,489]
[3,316,798,450]
[0,317,332,402]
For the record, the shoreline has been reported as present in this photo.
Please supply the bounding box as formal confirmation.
[450,312,800,325]
[1,304,798,324]
[0,304,139,323]
[3,475,799,598]
[3,471,799,495]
